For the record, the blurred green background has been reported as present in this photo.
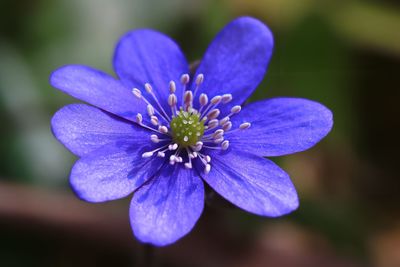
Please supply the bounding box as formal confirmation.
[0,0,399,266]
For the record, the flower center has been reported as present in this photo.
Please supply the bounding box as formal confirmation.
[131,73,251,173]
[170,109,205,147]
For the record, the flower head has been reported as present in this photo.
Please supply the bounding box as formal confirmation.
[50,17,333,246]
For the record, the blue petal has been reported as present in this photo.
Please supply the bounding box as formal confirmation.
[113,29,189,110]
[201,150,298,217]
[50,65,146,121]
[70,141,165,203]
[228,98,333,156]
[191,17,273,115]
[51,104,150,157]
[130,165,204,246]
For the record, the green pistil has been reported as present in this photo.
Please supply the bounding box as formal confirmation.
[170,109,205,147]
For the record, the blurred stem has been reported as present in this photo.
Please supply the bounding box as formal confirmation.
[137,244,156,267]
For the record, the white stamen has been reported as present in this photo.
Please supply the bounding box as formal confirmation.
[169,81,176,93]
[239,122,251,130]
[199,93,208,106]
[168,143,178,150]
[136,113,143,124]
[210,95,222,105]
[213,132,224,139]
[205,155,211,163]
[193,141,203,151]
[142,151,154,158]
[204,164,211,174]
[159,125,168,134]
[219,117,229,126]
[207,109,220,120]
[195,74,204,85]
[150,134,159,143]
[184,91,193,107]
[144,83,152,93]
[231,105,242,114]
[214,129,224,135]
[184,162,192,169]
[150,116,158,126]
[157,151,165,157]
[222,94,233,104]
[183,136,189,142]
[147,104,155,116]
[222,121,232,131]
[168,94,177,107]
[214,137,224,144]
[132,88,142,98]
[221,140,229,150]
[180,74,190,85]
[207,119,219,130]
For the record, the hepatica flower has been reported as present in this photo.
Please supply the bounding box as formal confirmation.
[51,17,333,246]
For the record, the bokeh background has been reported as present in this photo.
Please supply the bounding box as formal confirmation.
[0,0,399,266]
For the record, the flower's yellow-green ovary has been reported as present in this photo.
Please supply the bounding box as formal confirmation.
[170,110,205,147]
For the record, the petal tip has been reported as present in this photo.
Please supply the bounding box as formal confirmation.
[230,16,274,47]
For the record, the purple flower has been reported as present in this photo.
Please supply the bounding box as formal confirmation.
[50,17,333,246]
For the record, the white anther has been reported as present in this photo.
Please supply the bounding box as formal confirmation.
[168,94,177,107]
[136,113,143,124]
[195,74,204,85]
[168,143,178,150]
[222,94,233,104]
[180,74,190,84]
[213,132,224,139]
[222,121,232,131]
[214,129,224,135]
[183,136,189,142]
[205,155,211,163]
[184,91,193,105]
[193,141,203,151]
[207,109,220,120]
[204,164,211,174]
[231,105,242,114]
[157,151,165,157]
[192,152,198,158]
[219,116,230,125]
[214,137,224,144]
[184,162,192,169]
[239,122,251,130]
[221,140,230,150]
[169,81,176,93]
[189,153,195,159]
[142,152,154,158]
[147,104,155,116]
[144,83,152,93]
[207,119,219,130]
[159,125,168,134]
[169,155,176,164]
[150,116,159,126]
[150,134,159,143]
[132,88,142,98]
[178,157,183,163]
[199,93,208,106]
[210,95,222,105]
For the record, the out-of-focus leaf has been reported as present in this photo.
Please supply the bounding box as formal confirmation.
[329,2,400,56]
